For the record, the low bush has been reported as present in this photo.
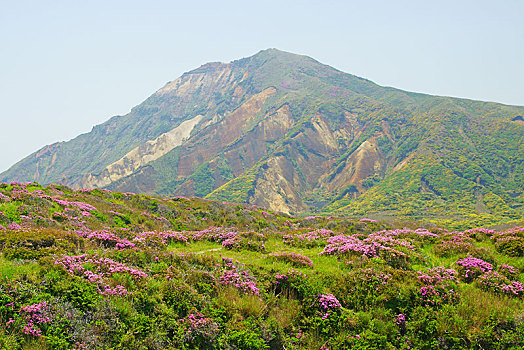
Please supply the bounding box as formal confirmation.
[269,252,313,267]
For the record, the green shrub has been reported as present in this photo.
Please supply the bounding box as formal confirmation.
[0,229,81,260]
[222,321,269,350]
[269,252,313,268]
[495,237,524,257]
[52,277,101,311]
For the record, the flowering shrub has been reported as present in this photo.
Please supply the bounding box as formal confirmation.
[433,232,475,257]
[283,229,337,248]
[7,222,22,230]
[417,266,458,285]
[179,312,219,347]
[491,227,524,257]
[77,230,135,250]
[334,268,393,310]
[320,233,412,268]
[219,258,260,295]
[462,227,495,240]
[20,302,52,337]
[317,293,341,319]
[273,268,312,298]
[455,257,492,282]
[269,252,314,267]
[478,271,524,296]
[54,198,97,212]
[395,313,406,327]
[498,264,518,278]
[133,231,189,248]
[190,226,239,242]
[0,193,11,202]
[383,228,440,240]
[417,267,459,307]
[222,231,266,252]
[360,218,377,223]
[54,254,147,295]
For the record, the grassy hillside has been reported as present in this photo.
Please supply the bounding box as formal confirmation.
[1,182,523,349]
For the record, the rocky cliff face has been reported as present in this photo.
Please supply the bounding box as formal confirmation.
[2,49,523,224]
[82,114,205,189]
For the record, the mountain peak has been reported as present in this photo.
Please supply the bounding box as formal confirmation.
[1,50,523,227]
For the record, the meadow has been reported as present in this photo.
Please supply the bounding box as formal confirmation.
[0,182,523,349]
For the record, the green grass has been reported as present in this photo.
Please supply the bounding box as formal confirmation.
[0,257,41,281]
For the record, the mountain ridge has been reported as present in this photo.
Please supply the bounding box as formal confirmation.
[2,48,523,228]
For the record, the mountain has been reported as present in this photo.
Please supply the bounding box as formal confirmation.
[2,49,523,228]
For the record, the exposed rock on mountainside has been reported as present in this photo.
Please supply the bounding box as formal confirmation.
[2,49,523,226]
[82,114,204,189]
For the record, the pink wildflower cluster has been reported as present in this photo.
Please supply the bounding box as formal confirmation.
[376,228,439,239]
[360,218,377,223]
[317,293,341,319]
[270,252,313,267]
[318,293,341,310]
[434,232,475,256]
[274,268,308,286]
[463,227,495,237]
[367,231,416,251]
[54,254,147,295]
[0,192,11,201]
[455,257,493,282]
[417,267,459,307]
[478,271,524,296]
[190,226,239,243]
[20,302,52,337]
[53,210,87,226]
[417,266,458,285]
[219,257,260,295]
[188,227,266,252]
[133,231,189,246]
[222,231,266,252]
[395,313,406,326]
[54,198,97,212]
[499,264,518,277]
[320,232,412,266]
[283,229,338,248]
[137,211,170,224]
[491,227,524,240]
[7,222,22,230]
[179,312,219,345]
[77,230,135,249]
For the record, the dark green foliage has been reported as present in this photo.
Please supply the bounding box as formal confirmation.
[191,163,216,197]
[222,321,269,350]
[495,237,524,257]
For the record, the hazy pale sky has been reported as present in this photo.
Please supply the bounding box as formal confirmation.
[1,0,523,173]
